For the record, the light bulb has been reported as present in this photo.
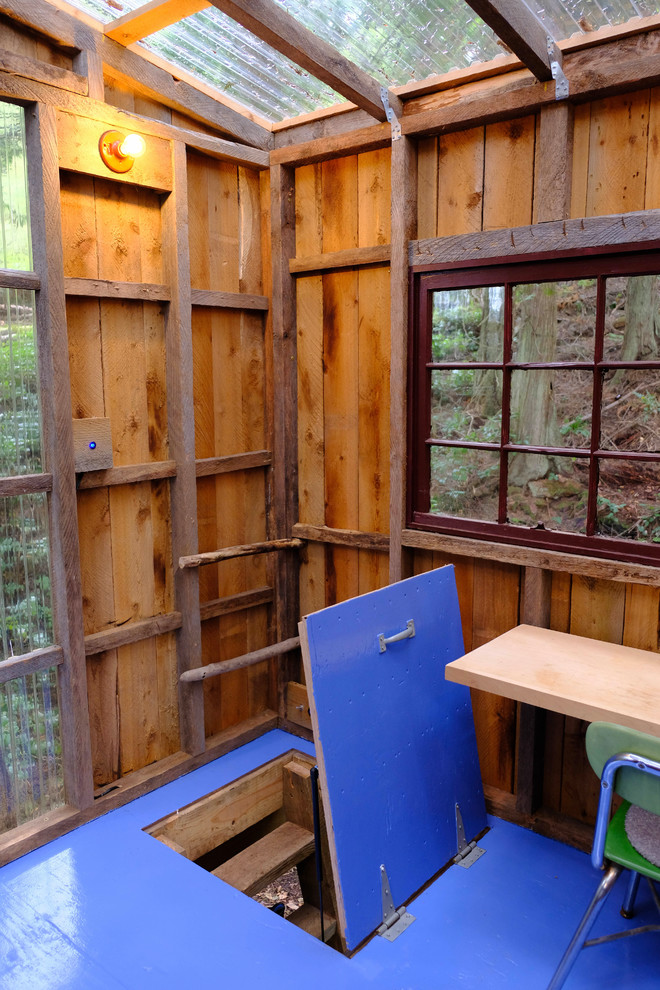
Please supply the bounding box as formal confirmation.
[118,134,146,159]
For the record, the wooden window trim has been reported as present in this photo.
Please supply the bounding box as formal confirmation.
[408,219,660,570]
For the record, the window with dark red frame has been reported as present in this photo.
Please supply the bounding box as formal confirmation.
[408,252,660,566]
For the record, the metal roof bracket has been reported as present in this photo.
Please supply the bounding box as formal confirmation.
[548,38,569,100]
[380,86,402,141]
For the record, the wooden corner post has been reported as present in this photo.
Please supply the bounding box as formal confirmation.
[162,141,206,755]
[389,135,417,584]
[270,163,302,718]
[26,103,94,810]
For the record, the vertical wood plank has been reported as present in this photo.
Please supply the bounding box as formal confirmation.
[416,137,438,239]
[644,87,660,209]
[271,163,301,714]
[483,117,535,230]
[389,135,417,583]
[586,91,650,217]
[436,126,485,236]
[570,103,591,218]
[533,103,574,223]
[470,560,520,793]
[295,164,325,616]
[162,142,205,754]
[26,103,94,808]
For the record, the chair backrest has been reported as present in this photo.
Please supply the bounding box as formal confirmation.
[586,722,660,816]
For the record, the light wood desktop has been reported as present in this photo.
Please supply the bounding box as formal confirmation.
[445,624,660,737]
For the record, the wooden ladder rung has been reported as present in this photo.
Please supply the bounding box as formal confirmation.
[212,821,315,896]
[288,903,337,942]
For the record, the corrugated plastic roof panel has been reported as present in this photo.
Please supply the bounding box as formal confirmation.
[66,0,660,122]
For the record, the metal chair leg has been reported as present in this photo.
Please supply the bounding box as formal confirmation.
[620,871,641,919]
[547,864,622,990]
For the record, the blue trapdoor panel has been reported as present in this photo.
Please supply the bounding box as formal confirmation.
[302,566,485,951]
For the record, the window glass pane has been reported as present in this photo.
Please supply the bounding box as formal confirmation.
[0,493,53,660]
[597,459,660,542]
[431,287,504,363]
[605,275,660,362]
[0,666,64,833]
[507,454,586,532]
[430,447,499,521]
[430,368,502,442]
[600,369,660,452]
[0,103,31,271]
[512,280,596,362]
[0,288,41,475]
[510,369,593,448]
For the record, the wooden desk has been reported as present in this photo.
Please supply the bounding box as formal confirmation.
[446,624,660,738]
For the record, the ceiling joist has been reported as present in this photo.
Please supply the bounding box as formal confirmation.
[208,0,398,122]
[104,0,211,46]
[463,0,560,82]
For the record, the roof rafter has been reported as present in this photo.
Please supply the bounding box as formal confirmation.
[208,0,399,122]
[104,0,210,46]
[462,0,560,82]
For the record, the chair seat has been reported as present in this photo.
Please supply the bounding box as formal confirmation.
[605,801,660,881]
[625,803,660,868]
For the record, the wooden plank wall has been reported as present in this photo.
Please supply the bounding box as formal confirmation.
[297,92,660,822]
[53,80,275,784]
[296,150,392,620]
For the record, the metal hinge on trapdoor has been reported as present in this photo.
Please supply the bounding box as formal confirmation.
[453,803,485,869]
[377,864,415,941]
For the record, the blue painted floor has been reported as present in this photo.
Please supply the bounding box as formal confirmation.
[0,730,658,990]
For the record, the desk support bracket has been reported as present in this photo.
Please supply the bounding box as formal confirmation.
[377,864,415,941]
[453,803,486,869]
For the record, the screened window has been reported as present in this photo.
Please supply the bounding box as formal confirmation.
[0,102,63,831]
[409,253,660,566]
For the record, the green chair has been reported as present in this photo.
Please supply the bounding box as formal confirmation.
[548,722,660,989]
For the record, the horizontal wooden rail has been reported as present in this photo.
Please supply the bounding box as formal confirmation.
[195,451,271,478]
[77,461,177,490]
[200,586,274,622]
[191,288,269,311]
[401,529,660,587]
[180,636,301,682]
[0,646,64,685]
[179,538,305,569]
[0,267,40,290]
[289,244,391,275]
[292,523,389,551]
[85,612,183,656]
[64,278,171,301]
[0,473,52,497]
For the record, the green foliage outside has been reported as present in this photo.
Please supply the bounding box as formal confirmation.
[0,103,62,832]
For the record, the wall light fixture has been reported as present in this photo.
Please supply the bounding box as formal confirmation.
[99,130,146,173]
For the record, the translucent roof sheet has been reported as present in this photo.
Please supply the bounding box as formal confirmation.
[67,0,660,122]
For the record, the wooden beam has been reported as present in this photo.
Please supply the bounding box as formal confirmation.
[84,612,183,656]
[292,522,389,552]
[533,102,574,223]
[389,135,417,584]
[26,103,94,810]
[270,163,301,718]
[0,268,40,290]
[162,141,205,756]
[401,528,660,586]
[209,0,395,121]
[64,278,171,300]
[76,460,177,489]
[271,122,390,167]
[411,210,660,269]
[105,0,210,45]
[0,0,272,148]
[180,636,300,682]
[463,0,558,82]
[199,585,274,622]
[179,538,305,570]
[0,646,64,685]
[289,244,390,275]
[190,288,269,310]
[0,47,87,94]
[0,473,52,496]
[195,450,271,477]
